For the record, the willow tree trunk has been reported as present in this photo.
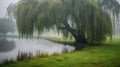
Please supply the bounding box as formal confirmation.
[69,30,87,50]
[67,29,87,44]
[60,22,87,44]
[73,34,87,44]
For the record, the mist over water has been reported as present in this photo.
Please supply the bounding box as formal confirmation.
[0,38,75,63]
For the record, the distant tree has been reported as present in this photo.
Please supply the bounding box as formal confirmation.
[7,0,120,44]
[0,18,15,35]
[97,0,120,34]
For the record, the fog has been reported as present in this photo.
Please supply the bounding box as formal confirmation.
[0,0,19,18]
[0,0,120,65]
[0,0,120,18]
[0,0,120,35]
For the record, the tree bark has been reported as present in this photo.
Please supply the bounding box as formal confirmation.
[59,22,87,44]
[73,34,87,44]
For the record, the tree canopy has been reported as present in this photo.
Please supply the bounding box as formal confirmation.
[7,0,120,44]
[0,18,15,35]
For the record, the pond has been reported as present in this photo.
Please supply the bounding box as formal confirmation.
[0,38,75,63]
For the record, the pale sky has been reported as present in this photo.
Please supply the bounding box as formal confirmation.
[0,0,19,18]
[0,0,120,18]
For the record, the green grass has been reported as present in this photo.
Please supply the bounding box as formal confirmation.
[0,37,120,67]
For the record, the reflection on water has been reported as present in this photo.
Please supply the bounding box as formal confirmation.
[0,38,15,52]
[0,38,75,63]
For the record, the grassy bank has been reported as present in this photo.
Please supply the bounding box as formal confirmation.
[41,35,75,45]
[0,37,120,67]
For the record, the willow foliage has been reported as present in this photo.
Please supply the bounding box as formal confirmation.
[97,0,120,20]
[8,0,115,44]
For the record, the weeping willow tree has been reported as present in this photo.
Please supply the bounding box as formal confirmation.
[97,0,120,20]
[0,18,15,35]
[8,0,118,44]
[97,0,120,34]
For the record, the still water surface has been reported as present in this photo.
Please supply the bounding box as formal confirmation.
[0,38,75,63]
